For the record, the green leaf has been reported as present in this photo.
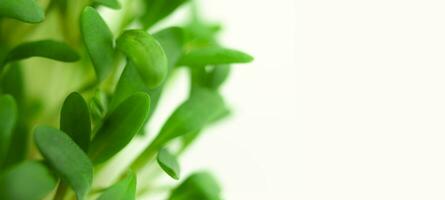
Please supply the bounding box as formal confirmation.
[110,62,148,111]
[152,87,226,146]
[168,171,221,200]
[34,126,93,200]
[0,63,24,102]
[97,171,136,200]
[0,161,57,200]
[140,0,188,29]
[157,148,180,180]
[81,7,115,81]
[60,92,91,152]
[116,30,168,89]
[93,0,121,9]
[5,40,80,63]
[89,93,150,164]
[190,65,231,91]
[141,27,185,126]
[130,88,226,170]
[178,47,253,66]
[0,95,17,166]
[154,27,184,69]
[0,0,44,23]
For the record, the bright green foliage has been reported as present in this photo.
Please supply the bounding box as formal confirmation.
[139,0,189,29]
[34,126,93,200]
[0,95,17,167]
[4,40,80,64]
[157,148,180,180]
[168,172,222,200]
[97,171,136,200]
[0,161,56,200]
[178,47,253,66]
[130,87,227,170]
[0,1,252,199]
[0,0,44,23]
[116,30,168,89]
[60,92,92,152]
[80,7,115,81]
[89,93,150,164]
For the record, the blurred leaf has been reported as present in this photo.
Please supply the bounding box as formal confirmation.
[0,0,44,23]
[139,0,188,29]
[178,47,253,66]
[110,62,148,111]
[0,63,24,102]
[190,65,231,91]
[0,64,29,168]
[154,27,184,68]
[0,95,17,166]
[0,161,56,200]
[34,126,93,200]
[60,92,91,152]
[141,27,185,128]
[152,87,226,146]
[116,30,167,89]
[89,93,150,164]
[5,40,80,64]
[97,171,136,200]
[168,171,221,200]
[131,88,226,170]
[157,148,180,180]
[93,0,121,9]
[80,7,115,81]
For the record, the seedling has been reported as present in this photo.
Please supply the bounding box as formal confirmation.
[0,0,252,199]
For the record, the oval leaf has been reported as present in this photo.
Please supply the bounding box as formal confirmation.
[0,0,44,23]
[0,161,56,200]
[5,40,80,63]
[89,93,150,164]
[168,172,221,200]
[157,148,180,180]
[97,171,136,200]
[60,92,91,152]
[178,47,253,66]
[93,0,121,9]
[80,7,115,81]
[116,30,168,89]
[34,126,93,200]
[0,95,17,166]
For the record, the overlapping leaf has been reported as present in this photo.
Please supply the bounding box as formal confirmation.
[5,40,79,64]
[0,95,17,166]
[0,0,44,23]
[60,92,91,152]
[34,126,93,200]
[116,30,167,89]
[89,93,150,164]
[0,161,56,200]
[131,87,226,170]
[80,7,115,81]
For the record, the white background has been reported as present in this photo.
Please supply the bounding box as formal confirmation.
[153,0,445,199]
